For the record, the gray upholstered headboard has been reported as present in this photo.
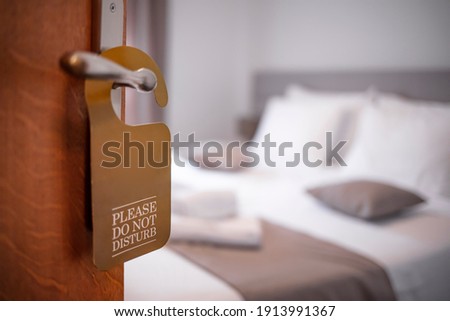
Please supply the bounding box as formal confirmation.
[252,70,450,115]
[237,70,450,139]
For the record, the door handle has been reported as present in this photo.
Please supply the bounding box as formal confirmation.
[60,51,157,93]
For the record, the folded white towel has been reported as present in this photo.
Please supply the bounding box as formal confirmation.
[170,215,262,248]
[172,188,237,219]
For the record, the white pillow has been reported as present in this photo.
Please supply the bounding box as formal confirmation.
[284,84,368,158]
[252,96,359,171]
[344,95,450,198]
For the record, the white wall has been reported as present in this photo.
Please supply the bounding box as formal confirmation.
[166,0,450,140]
[166,0,248,140]
[247,0,450,71]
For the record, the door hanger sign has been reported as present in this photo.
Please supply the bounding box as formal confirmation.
[85,46,170,270]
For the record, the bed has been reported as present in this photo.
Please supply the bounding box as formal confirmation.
[124,71,450,301]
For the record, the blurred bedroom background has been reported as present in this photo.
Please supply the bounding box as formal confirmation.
[126,0,450,141]
[124,0,450,301]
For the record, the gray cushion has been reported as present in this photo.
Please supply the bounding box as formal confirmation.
[307,180,425,220]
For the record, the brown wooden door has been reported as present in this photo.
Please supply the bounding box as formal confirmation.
[0,0,123,300]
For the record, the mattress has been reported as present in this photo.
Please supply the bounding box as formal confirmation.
[125,165,450,300]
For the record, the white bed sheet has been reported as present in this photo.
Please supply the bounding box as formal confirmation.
[125,165,450,300]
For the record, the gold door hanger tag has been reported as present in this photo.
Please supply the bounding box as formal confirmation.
[85,46,170,270]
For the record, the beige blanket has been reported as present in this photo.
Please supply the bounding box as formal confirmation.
[170,220,396,300]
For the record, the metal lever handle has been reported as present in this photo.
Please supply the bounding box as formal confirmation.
[60,51,157,93]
